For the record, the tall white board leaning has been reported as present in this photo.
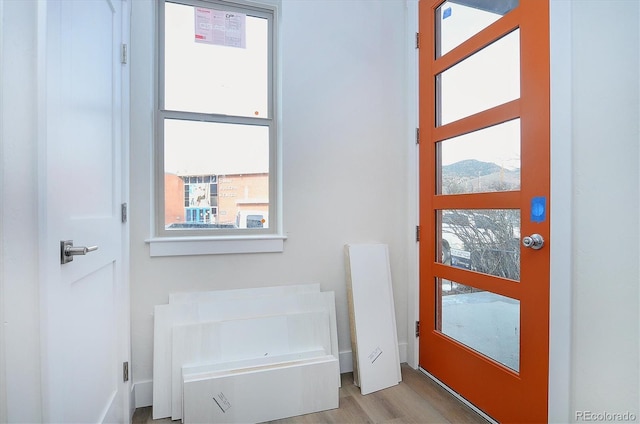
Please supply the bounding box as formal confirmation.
[345,244,402,395]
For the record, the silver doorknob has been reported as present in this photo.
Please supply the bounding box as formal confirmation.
[522,234,544,250]
[60,240,98,264]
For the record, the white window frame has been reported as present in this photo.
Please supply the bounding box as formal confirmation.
[149,0,284,256]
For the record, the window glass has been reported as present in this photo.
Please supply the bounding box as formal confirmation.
[163,119,269,230]
[437,29,520,126]
[437,279,520,371]
[438,209,521,281]
[164,2,269,117]
[436,0,519,57]
[437,119,520,194]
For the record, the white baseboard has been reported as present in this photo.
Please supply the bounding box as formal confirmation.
[399,342,408,365]
[339,350,354,374]
[133,342,409,409]
[133,379,153,408]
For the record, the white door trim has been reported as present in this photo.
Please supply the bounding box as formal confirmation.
[548,1,573,422]
[1,1,45,421]
[120,0,133,420]
[405,0,419,370]
[0,0,7,420]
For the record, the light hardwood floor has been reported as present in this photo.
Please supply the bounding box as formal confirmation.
[132,364,489,424]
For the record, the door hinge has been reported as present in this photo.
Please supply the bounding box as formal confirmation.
[416,128,420,144]
[121,43,128,64]
[416,32,420,49]
[416,225,420,242]
[123,361,129,382]
[415,321,420,338]
[121,202,128,223]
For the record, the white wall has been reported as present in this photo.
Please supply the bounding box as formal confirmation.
[568,1,639,420]
[129,0,411,402]
[550,2,640,421]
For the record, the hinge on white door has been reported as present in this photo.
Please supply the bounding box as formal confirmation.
[123,361,129,382]
[416,128,420,144]
[121,203,127,223]
[415,321,420,338]
[121,43,128,64]
[416,225,420,242]
[416,32,420,49]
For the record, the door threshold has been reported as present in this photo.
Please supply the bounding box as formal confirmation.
[417,367,498,424]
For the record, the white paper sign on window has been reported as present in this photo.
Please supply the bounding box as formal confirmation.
[194,7,246,48]
[188,183,211,207]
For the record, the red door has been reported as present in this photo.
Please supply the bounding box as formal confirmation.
[419,1,550,422]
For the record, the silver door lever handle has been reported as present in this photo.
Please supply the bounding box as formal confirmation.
[60,240,98,264]
[65,245,98,256]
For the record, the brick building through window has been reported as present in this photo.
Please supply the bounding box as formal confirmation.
[165,172,268,228]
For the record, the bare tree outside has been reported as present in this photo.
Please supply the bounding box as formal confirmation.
[442,209,520,281]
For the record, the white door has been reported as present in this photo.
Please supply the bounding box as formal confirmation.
[39,0,130,422]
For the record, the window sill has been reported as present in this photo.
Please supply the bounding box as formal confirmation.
[146,235,287,257]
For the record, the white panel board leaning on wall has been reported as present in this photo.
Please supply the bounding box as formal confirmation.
[153,284,324,418]
[152,283,340,423]
[182,353,339,424]
[345,244,402,395]
[171,311,332,420]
